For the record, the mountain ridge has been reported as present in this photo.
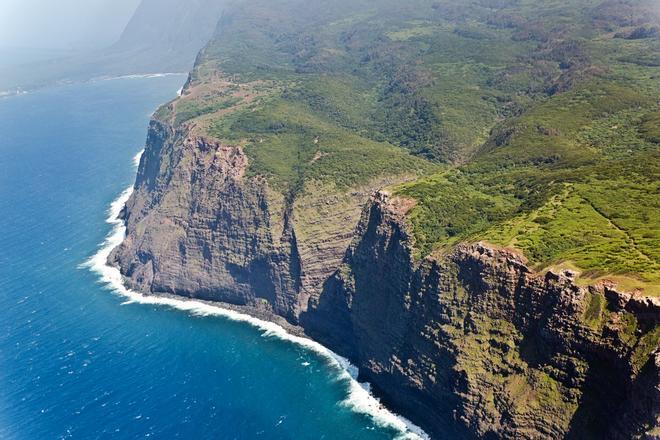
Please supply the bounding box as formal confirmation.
[0,0,229,92]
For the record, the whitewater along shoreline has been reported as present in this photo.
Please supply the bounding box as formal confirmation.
[0,73,186,101]
[82,149,431,440]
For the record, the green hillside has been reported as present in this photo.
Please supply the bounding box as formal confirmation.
[163,0,660,293]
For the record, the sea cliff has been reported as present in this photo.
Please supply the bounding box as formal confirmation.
[110,120,659,439]
[109,1,660,436]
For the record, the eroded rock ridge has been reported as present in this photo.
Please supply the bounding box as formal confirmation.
[111,121,659,439]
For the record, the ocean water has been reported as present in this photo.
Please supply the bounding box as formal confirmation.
[0,76,425,439]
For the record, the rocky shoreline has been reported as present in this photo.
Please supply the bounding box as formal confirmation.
[143,290,309,337]
[109,118,659,439]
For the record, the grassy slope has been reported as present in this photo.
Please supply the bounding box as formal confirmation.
[163,0,659,293]
[390,1,660,293]
[398,74,659,292]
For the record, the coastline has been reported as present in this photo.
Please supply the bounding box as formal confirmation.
[83,149,431,440]
[93,72,186,82]
[0,72,187,101]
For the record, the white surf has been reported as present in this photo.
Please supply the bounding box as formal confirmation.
[83,150,430,440]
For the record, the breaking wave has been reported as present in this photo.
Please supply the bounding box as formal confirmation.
[98,73,185,81]
[82,150,429,440]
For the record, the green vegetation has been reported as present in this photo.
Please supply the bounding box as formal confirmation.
[396,172,519,257]
[582,291,607,330]
[172,0,659,293]
[174,97,241,125]
[208,96,437,193]
[640,110,660,144]
[631,326,660,372]
[533,370,564,408]
[395,81,659,290]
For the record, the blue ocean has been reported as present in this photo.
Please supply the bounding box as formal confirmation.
[0,76,425,439]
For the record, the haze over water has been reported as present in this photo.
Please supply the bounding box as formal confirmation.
[0,77,418,439]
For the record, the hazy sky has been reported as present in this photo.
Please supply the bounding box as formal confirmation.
[0,0,142,50]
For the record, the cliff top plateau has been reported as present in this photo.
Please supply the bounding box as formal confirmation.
[156,0,660,296]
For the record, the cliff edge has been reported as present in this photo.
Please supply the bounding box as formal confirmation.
[305,191,659,439]
[110,0,660,437]
[110,120,659,439]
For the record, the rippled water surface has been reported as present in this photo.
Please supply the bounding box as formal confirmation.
[0,77,426,439]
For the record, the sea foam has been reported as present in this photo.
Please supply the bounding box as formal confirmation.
[132,150,144,168]
[0,89,29,99]
[83,150,430,440]
[98,73,185,82]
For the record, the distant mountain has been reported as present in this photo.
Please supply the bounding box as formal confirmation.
[0,0,227,92]
[110,0,227,72]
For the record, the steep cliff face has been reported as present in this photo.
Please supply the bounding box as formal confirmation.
[109,119,389,322]
[109,120,305,321]
[112,119,658,439]
[303,192,660,439]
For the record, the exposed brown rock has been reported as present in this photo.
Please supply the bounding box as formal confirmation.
[305,192,659,439]
[113,120,659,439]
[110,120,304,321]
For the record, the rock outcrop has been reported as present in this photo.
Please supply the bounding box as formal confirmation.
[110,120,305,321]
[112,120,659,439]
[304,192,660,439]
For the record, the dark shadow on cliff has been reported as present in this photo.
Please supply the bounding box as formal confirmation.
[300,272,358,359]
[566,350,658,439]
[303,200,474,439]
